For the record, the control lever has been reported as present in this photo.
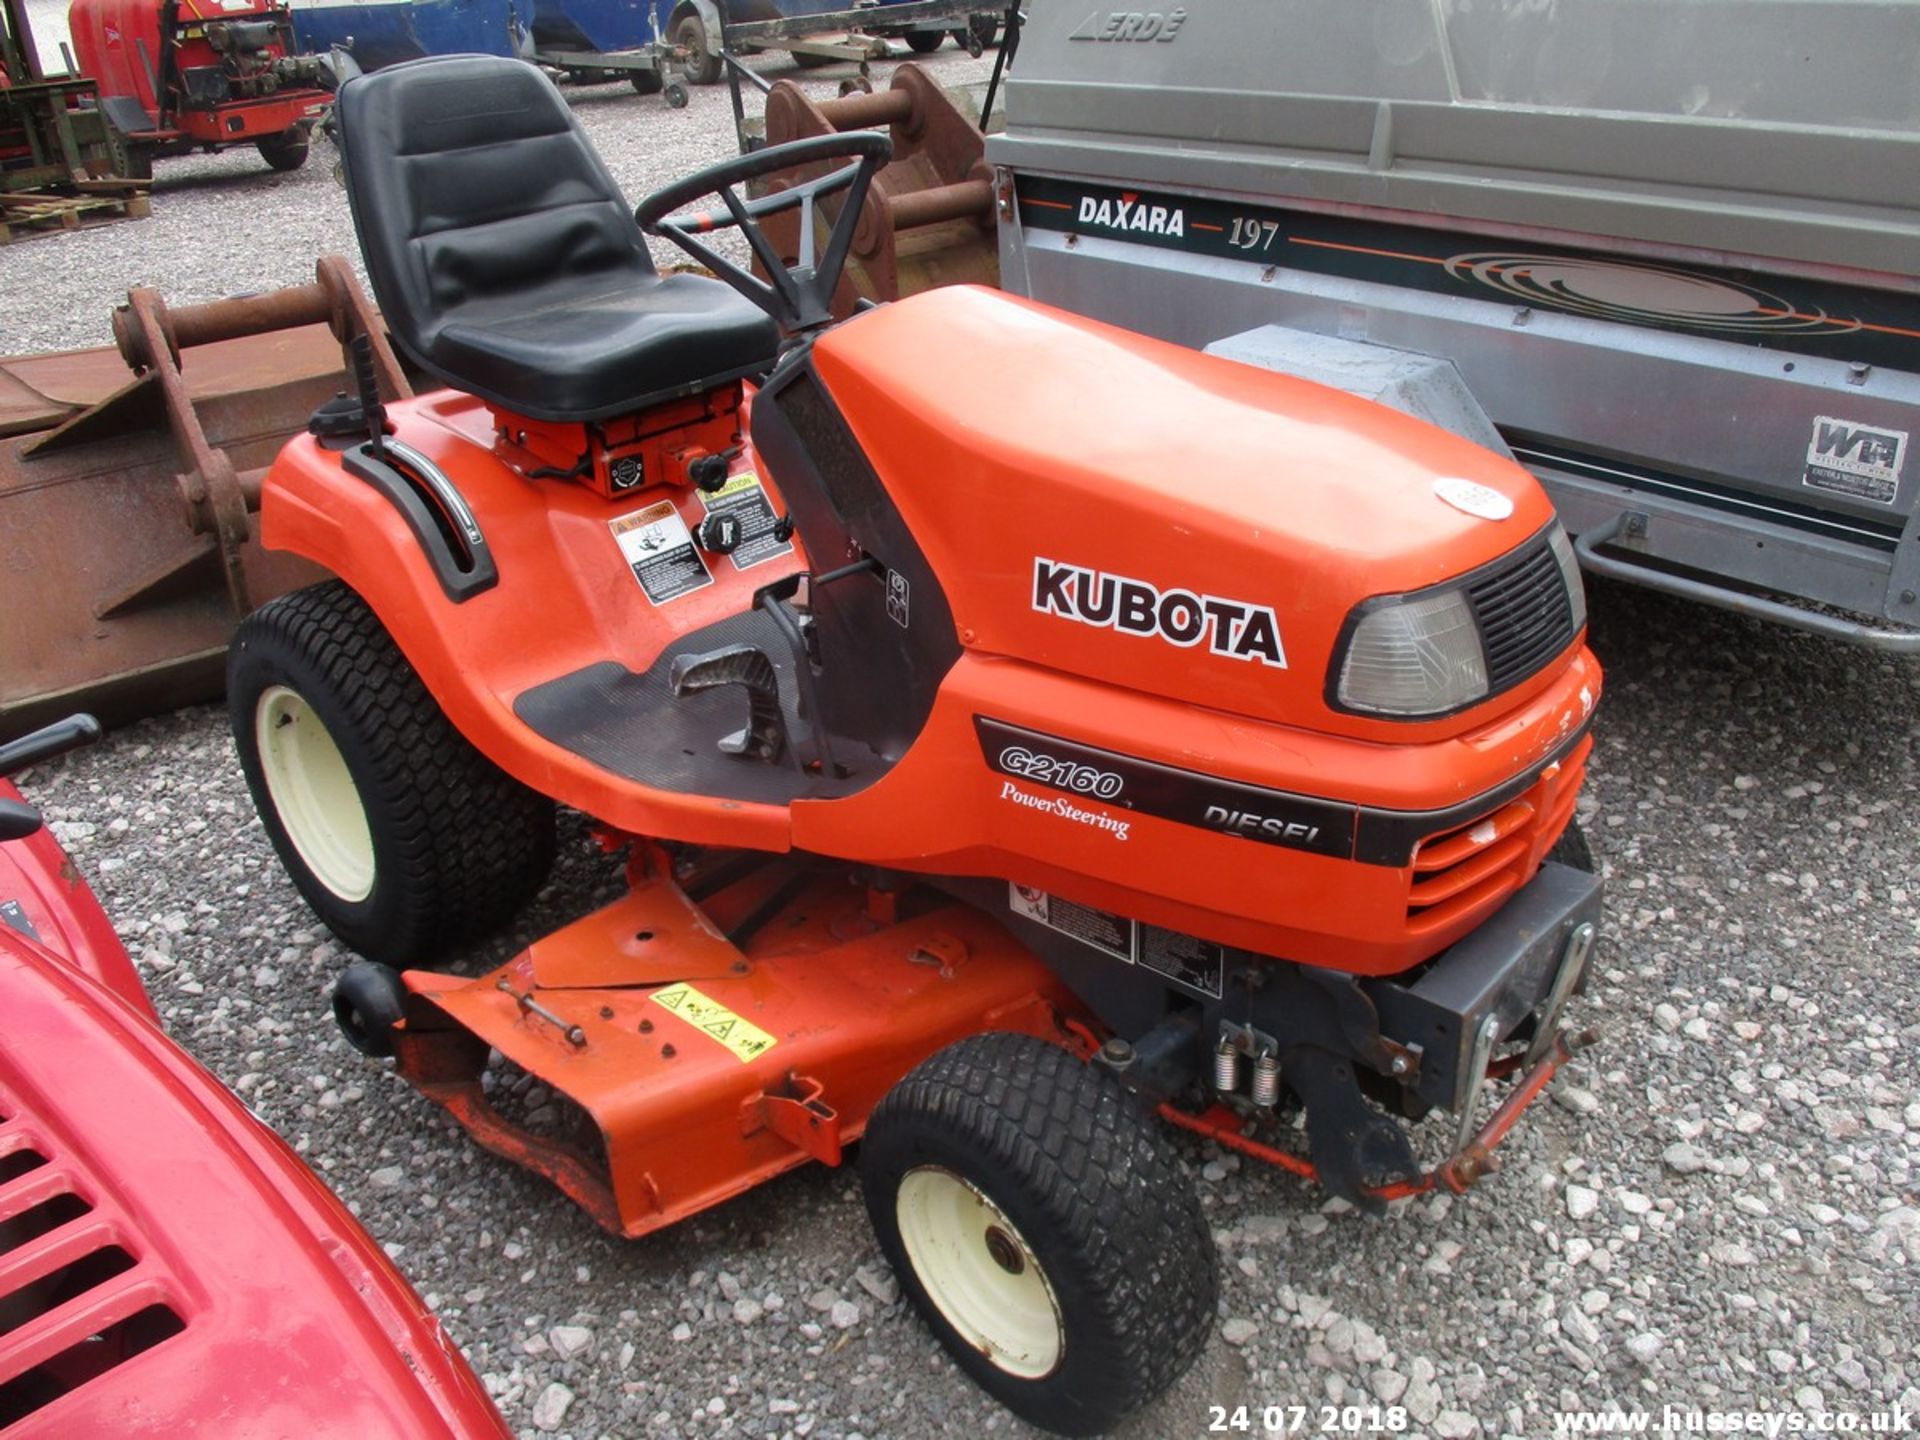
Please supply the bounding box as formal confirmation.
[0,712,104,842]
[0,800,43,842]
[0,713,103,778]
[350,333,389,458]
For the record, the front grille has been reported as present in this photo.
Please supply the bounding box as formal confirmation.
[0,1085,186,1428]
[1466,537,1576,693]
[1405,739,1588,934]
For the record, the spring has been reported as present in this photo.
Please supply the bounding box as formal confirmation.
[1212,1037,1242,1093]
[1250,1050,1282,1108]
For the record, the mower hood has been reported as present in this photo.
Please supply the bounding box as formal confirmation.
[809,286,1568,735]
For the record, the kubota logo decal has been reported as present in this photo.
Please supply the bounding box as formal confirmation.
[1032,557,1287,668]
[1076,192,1187,237]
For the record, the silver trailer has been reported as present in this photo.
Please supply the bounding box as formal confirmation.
[987,0,1920,647]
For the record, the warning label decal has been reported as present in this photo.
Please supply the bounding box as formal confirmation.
[1138,926,1225,998]
[1008,883,1133,962]
[1802,416,1907,506]
[650,982,778,1063]
[698,473,794,571]
[610,501,713,603]
[1005,885,1225,996]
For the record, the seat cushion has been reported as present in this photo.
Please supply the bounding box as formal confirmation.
[433,274,779,423]
[336,54,778,422]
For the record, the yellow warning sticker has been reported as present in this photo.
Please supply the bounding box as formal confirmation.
[650,983,778,1064]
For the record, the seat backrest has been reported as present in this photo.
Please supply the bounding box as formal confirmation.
[334,54,655,363]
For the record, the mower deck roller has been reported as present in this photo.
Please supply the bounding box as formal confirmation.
[239,55,1606,1434]
[0,261,406,739]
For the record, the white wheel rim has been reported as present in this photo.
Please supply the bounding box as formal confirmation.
[896,1165,1064,1379]
[255,685,376,903]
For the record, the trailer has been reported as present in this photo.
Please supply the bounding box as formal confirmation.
[983,0,1920,650]
[288,0,998,93]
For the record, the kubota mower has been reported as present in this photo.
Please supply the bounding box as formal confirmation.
[67,0,333,176]
[227,55,1604,1434]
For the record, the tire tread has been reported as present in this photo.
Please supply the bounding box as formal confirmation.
[231,581,555,963]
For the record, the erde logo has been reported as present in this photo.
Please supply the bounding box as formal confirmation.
[1032,557,1287,669]
[1068,8,1187,42]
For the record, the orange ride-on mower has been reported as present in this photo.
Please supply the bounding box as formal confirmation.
[226,56,1604,1435]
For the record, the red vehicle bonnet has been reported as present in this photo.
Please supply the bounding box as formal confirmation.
[0,845,508,1437]
[0,778,153,1020]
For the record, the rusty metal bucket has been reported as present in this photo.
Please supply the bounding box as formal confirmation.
[759,63,997,318]
[0,257,409,740]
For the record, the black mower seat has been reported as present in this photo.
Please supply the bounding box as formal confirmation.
[333,54,778,424]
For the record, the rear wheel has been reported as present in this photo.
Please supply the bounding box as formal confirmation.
[629,69,664,95]
[228,581,556,966]
[861,1032,1215,1436]
[904,31,944,53]
[255,127,310,172]
[673,13,721,84]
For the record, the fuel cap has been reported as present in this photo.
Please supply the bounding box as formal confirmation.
[697,511,743,555]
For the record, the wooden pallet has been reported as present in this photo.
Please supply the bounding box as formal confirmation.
[0,181,152,244]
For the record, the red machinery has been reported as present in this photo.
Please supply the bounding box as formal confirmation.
[0,716,510,1438]
[67,0,332,175]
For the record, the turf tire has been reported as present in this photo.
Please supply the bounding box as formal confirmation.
[861,1032,1216,1436]
[229,581,555,966]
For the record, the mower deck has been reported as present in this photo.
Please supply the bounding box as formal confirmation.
[391,858,1081,1238]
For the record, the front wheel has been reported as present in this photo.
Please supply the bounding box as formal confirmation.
[904,31,944,53]
[861,1033,1216,1436]
[228,581,556,966]
[255,127,310,172]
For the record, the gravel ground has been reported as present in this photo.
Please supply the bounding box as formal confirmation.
[6,21,1920,1440]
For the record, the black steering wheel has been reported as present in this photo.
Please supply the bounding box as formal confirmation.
[635,131,894,336]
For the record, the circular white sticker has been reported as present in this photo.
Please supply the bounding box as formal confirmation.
[1433,476,1515,521]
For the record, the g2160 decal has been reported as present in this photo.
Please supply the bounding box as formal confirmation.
[998,745,1125,800]
[978,717,1354,860]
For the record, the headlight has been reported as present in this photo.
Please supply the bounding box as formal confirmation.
[1547,523,1588,635]
[1334,588,1489,717]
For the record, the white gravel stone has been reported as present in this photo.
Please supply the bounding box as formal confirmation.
[548,1325,593,1360]
[1565,1184,1600,1221]
[854,1265,899,1306]
[1626,1332,1665,1363]
[530,1382,574,1433]
[828,1299,861,1331]
[1553,1085,1601,1116]
[1220,1319,1258,1346]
